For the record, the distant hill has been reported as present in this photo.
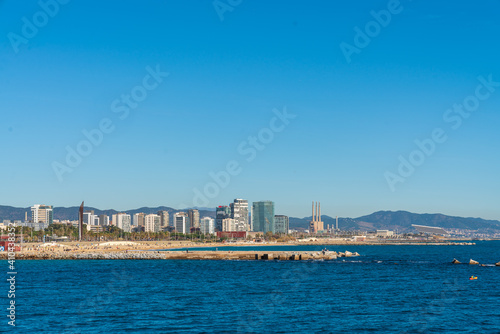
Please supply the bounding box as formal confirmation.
[288,211,500,232]
[0,206,31,221]
[2,206,499,232]
[355,210,500,232]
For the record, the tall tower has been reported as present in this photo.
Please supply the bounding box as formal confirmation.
[231,199,249,231]
[188,209,200,229]
[251,201,275,233]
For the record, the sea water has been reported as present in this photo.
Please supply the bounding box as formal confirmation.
[3,241,499,333]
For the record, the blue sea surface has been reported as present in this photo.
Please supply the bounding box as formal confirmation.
[2,241,499,333]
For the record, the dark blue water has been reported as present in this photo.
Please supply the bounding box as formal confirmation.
[2,241,499,333]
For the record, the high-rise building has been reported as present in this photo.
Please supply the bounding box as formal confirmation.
[188,209,200,229]
[133,213,145,227]
[274,215,289,234]
[112,213,131,233]
[251,201,275,234]
[157,211,169,227]
[173,212,190,234]
[222,218,237,232]
[145,214,161,233]
[83,211,94,226]
[200,217,215,234]
[216,206,231,231]
[309,202,324,233]
[99,214,109,226]
[230,199,249,231]
[31,204,53,229]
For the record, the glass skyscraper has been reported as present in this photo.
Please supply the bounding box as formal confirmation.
[274,215,289,234]
[251,201,275,234]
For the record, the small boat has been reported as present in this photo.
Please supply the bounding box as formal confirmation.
[469,276,478,280]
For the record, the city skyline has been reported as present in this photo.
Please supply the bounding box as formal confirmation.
[1,1,499,221]
[2,199,500,222]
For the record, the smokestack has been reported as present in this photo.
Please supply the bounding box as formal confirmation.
[336,216,338,230]
[312,201,314,222]
[319,202,321,221]
[315,202,318,222]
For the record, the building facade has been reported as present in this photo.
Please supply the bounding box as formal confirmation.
[99,214,109,226]
[188,209,200,229]
[274,215,289,234]
[133,213,145,227]
[31,204,53,229]
[145,214,161,233]
[222,218,237,232]
[230,199,249,231]
[157,211,169,227]
[83,211,94,226]
[112,213,131,233]
[200,217,215,234]
[216,206,231,231]
[174,212,190,234]
[251,201,275,234]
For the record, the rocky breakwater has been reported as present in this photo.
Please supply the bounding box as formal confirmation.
[1,250,361,261]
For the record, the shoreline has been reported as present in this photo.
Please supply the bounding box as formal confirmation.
[0,239,480,260]
[1,249,357,261]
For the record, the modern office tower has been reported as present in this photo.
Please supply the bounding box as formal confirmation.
[230,199,249,231]
[157,211,169,227]
[145,214,161,233]
[309,202,324,233]
[222,218,237,232]
[133,213,145,227]
[93,215,100,226]
[188,209,200,229]
[31,204,53,229]
[200,217,215,235]
[274,215,289,234]
[174,212,190,234]
[99,214,109,226]
[113,213,131,233]
[251,201,275,234]
[216,206,231,231]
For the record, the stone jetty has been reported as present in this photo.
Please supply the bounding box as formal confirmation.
[0,250,359,261]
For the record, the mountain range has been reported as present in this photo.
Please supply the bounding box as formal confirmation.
[2,205,499,232]
[289,211,500,232]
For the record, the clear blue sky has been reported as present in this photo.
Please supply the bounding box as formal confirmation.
[1,1,499,220]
